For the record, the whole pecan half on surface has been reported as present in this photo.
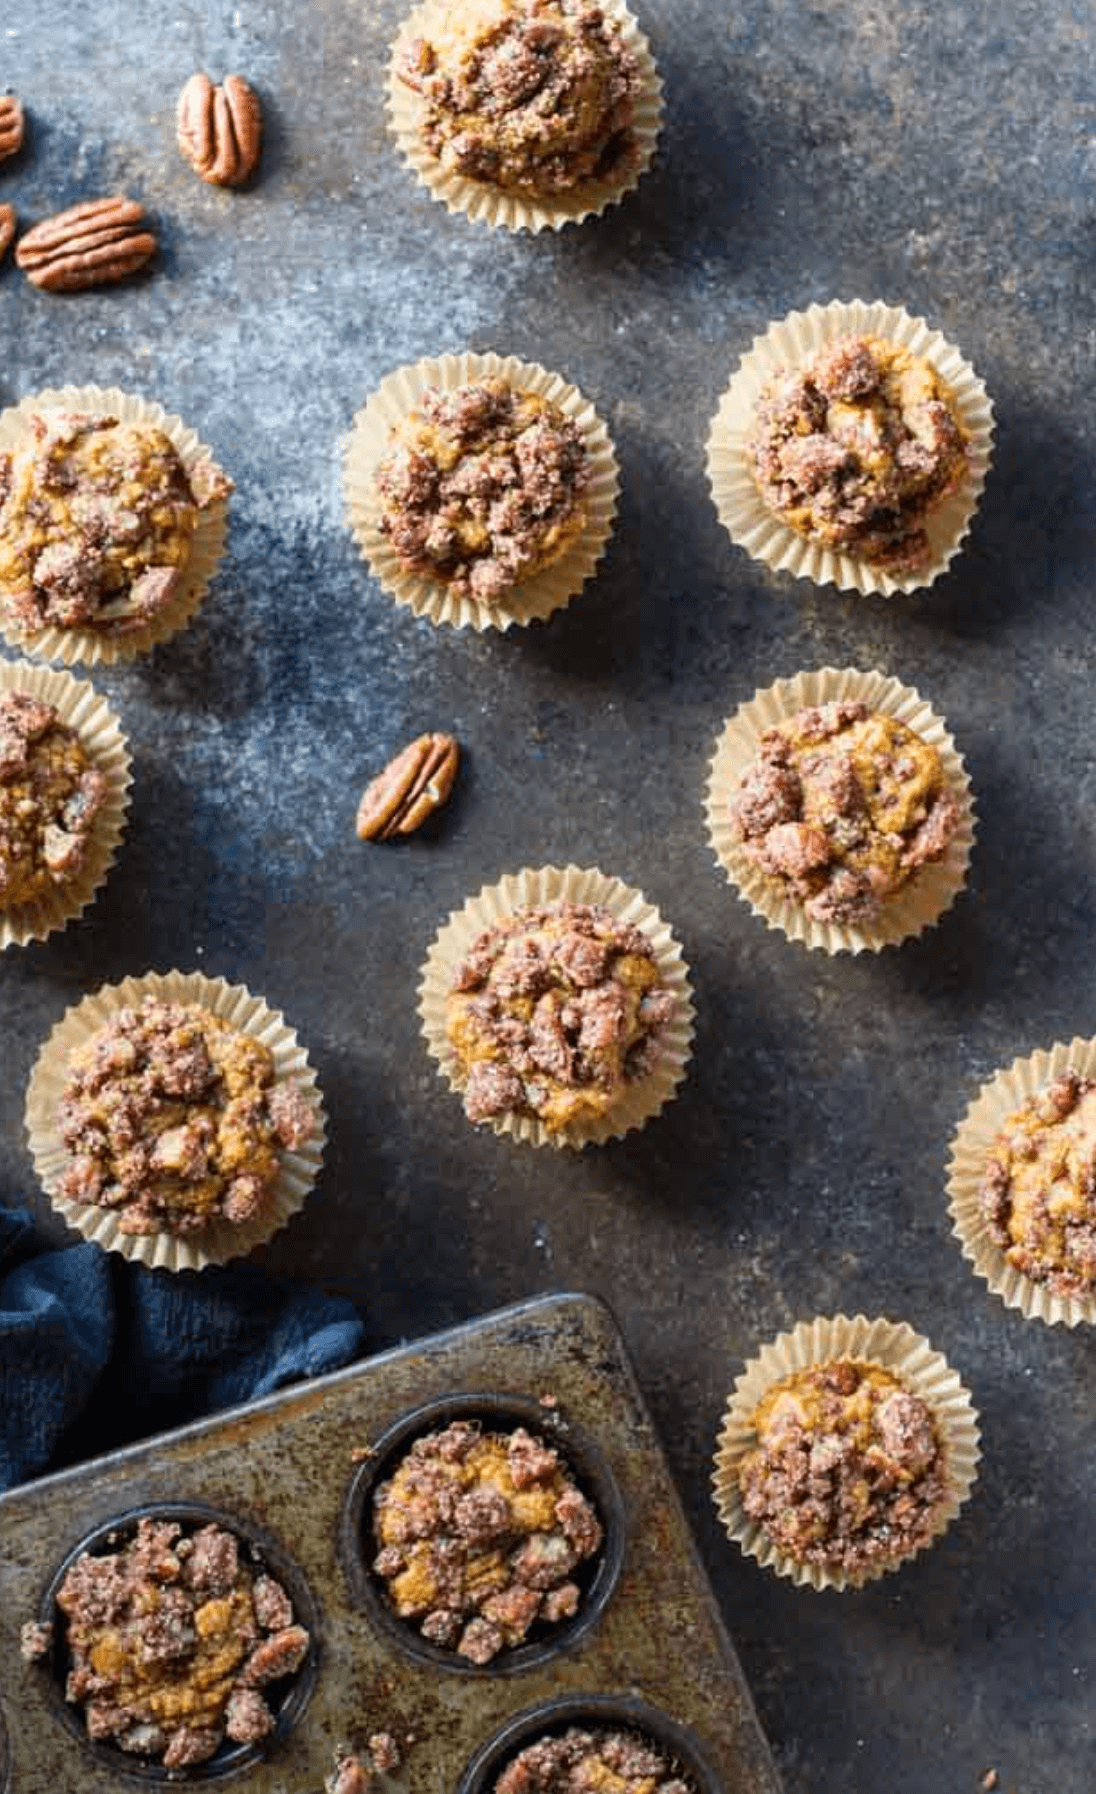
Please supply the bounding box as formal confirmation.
[0,94,24,163]
[0,204,15,265]
[356,733,461,841]
[15,197,156,292]
[177,72,263,186]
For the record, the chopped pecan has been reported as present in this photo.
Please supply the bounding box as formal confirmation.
[15,197,156,292]
[0,94,23,163]
[177,72,263,187]
[0,204,14,266]
[356,732,460,841]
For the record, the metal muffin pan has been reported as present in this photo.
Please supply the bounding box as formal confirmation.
[0,1291,782,1793]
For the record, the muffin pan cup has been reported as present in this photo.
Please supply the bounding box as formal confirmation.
[1,1292,782,1794]
[31,1501,321,1784]
[457,1693,725,1794]
[341,1389,626,1675]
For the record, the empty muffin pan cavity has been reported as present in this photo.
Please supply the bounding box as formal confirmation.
[341,1390,626,1674]
[457,1694,722,1794]
[27,1501,320,1782]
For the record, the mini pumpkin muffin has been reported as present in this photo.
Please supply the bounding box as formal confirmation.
[446,899,678,1134]
[53,996,317,1237]
[727,698,962,929]
[492,1726,694,1794]
[372,1418,604,1664]
[736,1361,947,1578]
[395,0,643,199]
[712,1314,980,1590]
[20,1515,310,1769]
[979,1069,1096,1301]
[0,409,232,638]
[748,334,968,575]
[0,688,107,907]
[375,376,591,607]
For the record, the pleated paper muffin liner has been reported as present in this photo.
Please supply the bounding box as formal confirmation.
[947,1036,1096,1328]
[706,299,994,596]
[704,666,976,955]
[0,385,231,667]
[344,350,619,633]
[418,863,695,1149]
[0,657,132,948]
[712,1313,981,1592]
[386,0,663,233]
[25,971,326,1273]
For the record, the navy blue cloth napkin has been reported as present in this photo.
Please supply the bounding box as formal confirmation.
[0,1204,366,1491]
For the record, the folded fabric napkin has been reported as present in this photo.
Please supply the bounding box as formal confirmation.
[0,1204,366,1491]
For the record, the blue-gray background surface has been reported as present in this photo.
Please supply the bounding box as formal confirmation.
[2,3,1094,1789]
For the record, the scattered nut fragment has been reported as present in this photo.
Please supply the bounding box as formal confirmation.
[0,204,14,265]
[356,732,460,842]
[0,94,24,163]
[15,197,156,292]
[177,72,263,186]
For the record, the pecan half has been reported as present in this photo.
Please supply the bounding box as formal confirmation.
[0,95,24,163]
[356,733,460,841]
[177,73,263,187]
[15,197,156,292]
[0,204,14,266]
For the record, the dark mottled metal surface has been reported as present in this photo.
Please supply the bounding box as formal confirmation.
[2,2,1095,1790]
[0,1293,780,1794]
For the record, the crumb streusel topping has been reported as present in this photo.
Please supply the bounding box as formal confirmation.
[372,1418,603,1664]
[376,378,590,606]
[748,334,968,573]
[493,1726,693,1794]
[55,997,316,1236]
[728,699,962,927]
[0,410,232,635]
[20,1516,309,1769]
[398,0,642,197]
[738,1361,946,1572]
[980,1069,1096,1299]
[0,689,106,906]
[446,899,676,1132]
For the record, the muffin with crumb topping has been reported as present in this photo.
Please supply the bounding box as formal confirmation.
[0,410,231,639]
[748,334,968,575]
[395,0,643,198]
[375,377,591,608]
